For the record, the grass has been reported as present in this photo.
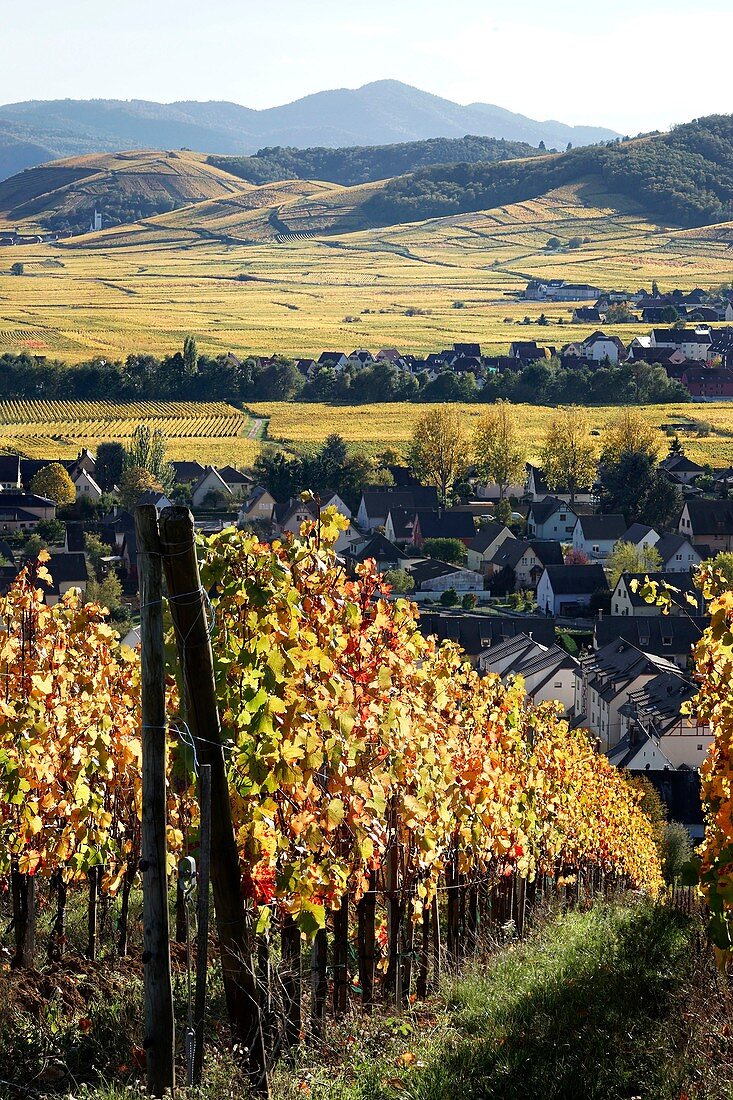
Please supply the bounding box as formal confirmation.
[2,899,731,1099]
[1,181,733,364]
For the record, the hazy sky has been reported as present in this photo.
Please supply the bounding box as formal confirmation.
[2,0,731,133]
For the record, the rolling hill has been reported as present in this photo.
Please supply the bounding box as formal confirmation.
[0,80,621,180]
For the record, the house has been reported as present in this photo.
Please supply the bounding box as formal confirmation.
[572,307,605,324]
[42,552,89,605]
[572,514,626,559]
[575,639,682,750]
[653,533,704,573]
[537,564,608,616]
[0,454,21,491]
[650,327,712,361]
[488,539,564,590]
[348,350,375,369]
[67,448,96,482]
[383,507,415,545]
[73,468,103,502]
[317,352,348,371]
[136,490,173,511]
[477,633,579,715]
[171,460,205,485]
[525,465,595,506]
[356,488,439,532]
[580,331,626,364]
[0,492,56,526]
[217,466,253,501]
[660,454,704,485]
[343,533,406,573]
[238,486,277,526]
[509,340,552,362]
[319,490,352,519]
[594,615,707,671]
[411,509,476,548]
[527,497,578,541]
[406,559,483,594]
[676,364,733,400]
[679,500,733,552]
[613,670,711,770]
[620,523,660,552]
[191,467,234,509]
[417,611,555,665]
[120,531,138,579]
[610,571,700,617]
[525,280,600,301]
[64,522,85,554]
[273,497,319,536]
[466,523,515,575]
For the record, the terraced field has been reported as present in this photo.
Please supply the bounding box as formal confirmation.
[2,181,733,364]
[0,399,259,465]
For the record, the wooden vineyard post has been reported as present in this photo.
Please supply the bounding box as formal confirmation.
[157,506,267,1092]
[311,928,328,1040]
[49,870,67,963]
[193,763,212,1086]
[11,864,36,969]
[333,895,349,1016]
[136,505,175,1097]
[357,875,376,1013]
[281,916,302,1050]
[416,903,430,999]
[431,894,441,988]
[87,865,100,960]
[446,859,460,963]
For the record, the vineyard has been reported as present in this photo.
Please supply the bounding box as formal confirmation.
[0,514,667,1095]
[0,399,257,464]
[254,399,733,466]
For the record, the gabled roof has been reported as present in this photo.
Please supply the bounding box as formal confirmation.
[418,612,556,654]
[622,523,658,545]
[414,510,476,541]
[384,507,414,541]
[662,454,704,474]
[346,533,404,564]
[614,570,698,609]
[469,522,514,553]
[0,491,55,508]
[575,514,626,541]
[529,496,575,526]
[653,533,701,562]
[45,552,88,591]
[171,460,205,483]
[653,328,712,344]
[359,487,439,519]
[193,467,231,497]
[683,499,733,533]
[541,564,608,594]
[218,465,253,486]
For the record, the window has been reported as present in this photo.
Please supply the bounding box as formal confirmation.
[592,544,600,553]
[559,514,566,522]
[697,744,703,751]
[676,554,682,561]
[554,681,562,688]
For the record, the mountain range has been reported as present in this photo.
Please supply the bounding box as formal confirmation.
[0,80,622,182]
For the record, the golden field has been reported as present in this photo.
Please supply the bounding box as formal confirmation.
[1,181,733,364]
[254,400,733,466]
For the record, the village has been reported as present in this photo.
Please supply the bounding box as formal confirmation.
[0,413,721,842]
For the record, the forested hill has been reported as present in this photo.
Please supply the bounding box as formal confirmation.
[207,135,542,187]
[361,115,733,229]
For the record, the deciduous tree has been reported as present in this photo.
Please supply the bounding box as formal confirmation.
[30,463,76,506]
[473,400,526,500]
[408,406,466,505]
[541,406,596,505]
[607,540,663,587]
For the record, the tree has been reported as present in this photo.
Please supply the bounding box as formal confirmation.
[10,262,24,276]
[96,442,125,492]
[494,498,513,526]
[86,571,123,613]
[711,552,733,589]
[598,450,682,528]
[36,519,65,545]
[119,466,163,510]
[84,532,110,577]
[564,547,589,565]
[660,822,693,885]
[408,407,466,505]
[183,334,198,376]
[473,400,526,501]
[21,534,48,561]
[602,408,659,464]
[668,435,684,457]
[30,463,76,506]
[440,587,459,606]
[382,568,415,594]
[124,424,173,488]
[607,541,663,587]
[423,538,467,564]
[541,406,596,506]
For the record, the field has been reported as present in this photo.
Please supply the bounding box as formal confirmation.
[2,180,733,364]
[255,399,733,466]
[0,399,262,465]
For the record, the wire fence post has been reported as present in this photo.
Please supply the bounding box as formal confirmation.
[193,763,212,1086]
[136,504,175,1097]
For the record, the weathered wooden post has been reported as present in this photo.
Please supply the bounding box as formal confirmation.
[136,504,175,1096]
[193,763,212,1086]
[157,506,267,1091]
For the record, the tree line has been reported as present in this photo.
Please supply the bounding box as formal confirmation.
[0,347,688,406]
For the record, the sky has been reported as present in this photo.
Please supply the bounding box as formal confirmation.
[1,0,731,133]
